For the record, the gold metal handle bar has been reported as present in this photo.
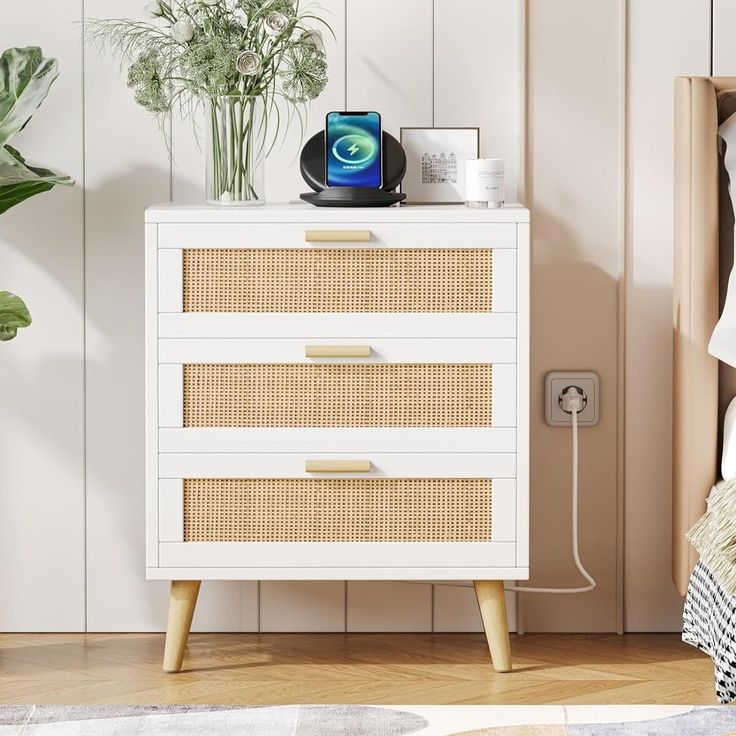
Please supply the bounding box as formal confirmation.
[305,460,372,473]
[304,229,371,243]
[305,345,372,358]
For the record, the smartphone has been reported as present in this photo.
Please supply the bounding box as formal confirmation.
[325,111,382,188]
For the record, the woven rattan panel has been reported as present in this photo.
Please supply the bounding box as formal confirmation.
[183,478,492,542]
[182,248,492,312]
[183,363,492,427]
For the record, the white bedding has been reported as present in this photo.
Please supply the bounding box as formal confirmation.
[708,479,727,502]
[723,396,736,482]
[709,94,736,367]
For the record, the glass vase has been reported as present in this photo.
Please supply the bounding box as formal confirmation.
[206,95,265,206]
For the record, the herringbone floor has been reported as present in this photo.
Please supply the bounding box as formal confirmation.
[0,633,716,705]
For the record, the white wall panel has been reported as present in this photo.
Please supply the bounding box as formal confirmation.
[0,5,86,631]
[434,0,522,201]
[432,585,484,633]
[624,0,711,632]
[715,0,736,73]
[84,0,173,632]
[346,0,433,137]
[260,581,345,632]
[170,109,203,205]
[189,580,249,633]
[433,585,517,633]
[265,0,347,202]
[240,581,260,632]
[347,581,432,632]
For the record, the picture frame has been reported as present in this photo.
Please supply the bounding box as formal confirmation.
[399,127,480,204]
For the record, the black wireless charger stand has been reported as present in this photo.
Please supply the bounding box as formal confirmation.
[299,131,407,207]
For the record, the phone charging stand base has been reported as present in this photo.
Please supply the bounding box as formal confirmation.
[300,188,406,208]
[299,130,407,208]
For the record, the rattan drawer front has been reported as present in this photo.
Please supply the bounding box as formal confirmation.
[183,478,492,543]
[183,363,492,428]
[182,248,492,313]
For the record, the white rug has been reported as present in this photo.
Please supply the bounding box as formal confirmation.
[0,705,733,735]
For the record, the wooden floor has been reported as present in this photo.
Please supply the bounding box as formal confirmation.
[0,633,717,705]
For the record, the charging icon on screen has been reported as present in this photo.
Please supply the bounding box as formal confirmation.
[333,134,375,165]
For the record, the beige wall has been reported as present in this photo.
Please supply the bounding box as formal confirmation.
[523,0,625,632]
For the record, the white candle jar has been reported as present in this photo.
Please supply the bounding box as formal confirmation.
[464,158,504,209]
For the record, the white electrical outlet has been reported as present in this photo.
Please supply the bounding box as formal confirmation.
[545,371,600,426]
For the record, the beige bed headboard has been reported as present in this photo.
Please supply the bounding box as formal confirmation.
[673,76,736,595]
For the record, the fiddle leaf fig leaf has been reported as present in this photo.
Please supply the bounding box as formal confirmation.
[0,46,73,215]
[0,144,72,215]
[0,291,32,341]
[0,47,58,148]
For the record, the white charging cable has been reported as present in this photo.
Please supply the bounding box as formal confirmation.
[506,386,597,595]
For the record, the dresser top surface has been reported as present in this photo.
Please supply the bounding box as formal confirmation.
[145,202,530,224]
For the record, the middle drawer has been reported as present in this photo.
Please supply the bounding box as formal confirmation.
[159,338,516,432]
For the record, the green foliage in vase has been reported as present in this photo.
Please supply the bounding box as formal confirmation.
[0,291,31,342]
[0,47,74,216]
[87,0,331,141]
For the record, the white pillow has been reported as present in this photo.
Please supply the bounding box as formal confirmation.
[722,395,736,480]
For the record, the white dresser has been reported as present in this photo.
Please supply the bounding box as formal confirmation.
[145,203,530,672]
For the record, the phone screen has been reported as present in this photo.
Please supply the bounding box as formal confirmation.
[325,111,382,188]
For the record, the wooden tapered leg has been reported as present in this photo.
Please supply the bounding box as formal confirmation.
[474,580,512,672]
[163,580,201,673]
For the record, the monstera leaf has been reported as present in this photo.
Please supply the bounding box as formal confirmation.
[0,291,31,341]
[0,47,72,215]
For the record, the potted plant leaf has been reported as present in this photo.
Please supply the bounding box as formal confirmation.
[0,292,31,342]
[0,46,74,340]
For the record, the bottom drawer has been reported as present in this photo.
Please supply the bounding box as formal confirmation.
[183,477,492,543]
[153,453,520,575]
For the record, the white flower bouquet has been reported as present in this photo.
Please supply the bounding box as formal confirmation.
[88,0,330,203]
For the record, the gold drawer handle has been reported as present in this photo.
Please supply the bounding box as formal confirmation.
[305,344,372,358]
[304,229,371,243]
[305,460,372,473]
